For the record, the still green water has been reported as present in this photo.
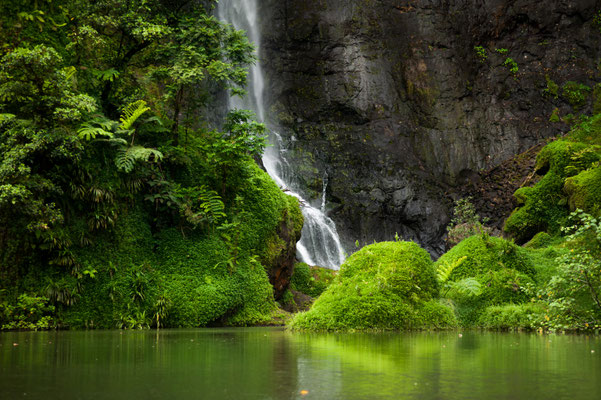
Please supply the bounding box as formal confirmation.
[1,328,600,399]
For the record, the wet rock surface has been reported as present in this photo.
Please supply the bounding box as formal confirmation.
[257,0,601,255]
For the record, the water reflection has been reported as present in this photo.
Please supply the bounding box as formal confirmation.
[1,329,600,399]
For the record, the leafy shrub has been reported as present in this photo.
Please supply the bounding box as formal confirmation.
[479,303,545,330]
[446,197,489,247]
[0,294,55,330]
[474,46,487,63]
[503,57,518,75]
[290,241,456,331]
[542,210,601,331]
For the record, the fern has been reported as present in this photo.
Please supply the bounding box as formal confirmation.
[115,145,163,173]
[177,185,226,230]
[445,278,482,298]
[119,100,150,131]
[78,117,115,140]
[437,256,482,298]
[197,186,226,225]
[437,255,467,284]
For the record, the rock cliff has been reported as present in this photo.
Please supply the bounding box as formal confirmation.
[257,0,601,255]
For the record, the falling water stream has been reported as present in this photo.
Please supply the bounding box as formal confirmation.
[218,0,346,269]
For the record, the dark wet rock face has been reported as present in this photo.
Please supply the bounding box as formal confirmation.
[258,0,601,256]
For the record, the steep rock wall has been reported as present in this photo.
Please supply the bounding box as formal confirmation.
[257,0,601,255]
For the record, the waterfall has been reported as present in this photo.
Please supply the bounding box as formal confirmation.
[218,0,346,269]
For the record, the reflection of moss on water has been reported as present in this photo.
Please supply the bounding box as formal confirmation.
[290,242,456,331]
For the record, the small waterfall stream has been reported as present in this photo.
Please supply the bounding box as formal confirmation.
[218,0,346,269]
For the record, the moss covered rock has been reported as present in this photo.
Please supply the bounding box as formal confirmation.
[564,164,601,215]
[290,262,336,298]
[504,140,598,243]
[504,113,601,244]
[290,241,456,331]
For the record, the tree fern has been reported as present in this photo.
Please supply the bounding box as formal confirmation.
[119,100,150,131]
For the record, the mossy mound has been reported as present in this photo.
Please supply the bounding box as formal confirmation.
[434,235,536,326]
[290,262,336,298]
[524,232,553,249]
[290,241,456,331]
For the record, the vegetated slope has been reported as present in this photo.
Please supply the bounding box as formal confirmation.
[0,0,303,330]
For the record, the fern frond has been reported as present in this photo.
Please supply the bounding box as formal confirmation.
[437,255,467,284]
[446,277,482,298]
[197,186,226,223]
[78,117,115,140]
[119,100,151,131]
[115,145,163,172]
[115,148,135,173]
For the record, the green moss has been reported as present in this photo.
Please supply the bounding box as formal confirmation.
[562,81,591,110]
[543,76,559,99]
[504,140,595,243]
[434,235,536,326]
[290,241,457,331]
[524,232,552,249]
[290,262,336,298]
[564,164,601,215]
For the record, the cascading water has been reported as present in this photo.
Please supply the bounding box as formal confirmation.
[218,0,346,269]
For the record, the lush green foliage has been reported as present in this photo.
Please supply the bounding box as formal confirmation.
[541,210,601,331]
[0,0,301,330]
[434,234,536,326]
[505,114,601,243]
[479,303,545,330]
[0,293,55,330]
[291,241,457,331]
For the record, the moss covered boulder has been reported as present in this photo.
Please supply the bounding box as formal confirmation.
[290,241,456,331]
[504,113,601,244]
[434,235,536,326]
[290,262,336,298]
[504,140,599,243]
